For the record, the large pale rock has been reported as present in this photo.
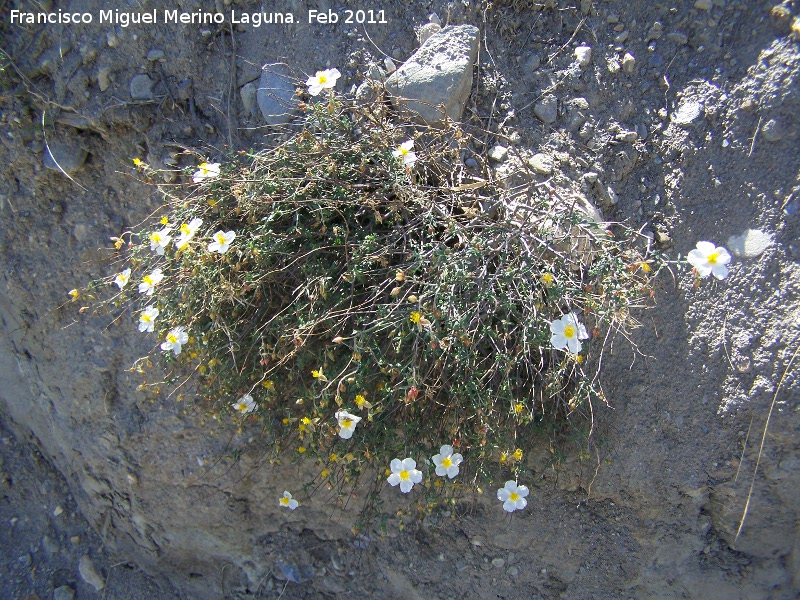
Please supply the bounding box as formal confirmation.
[257,63,296,126]
[385,24,479,126]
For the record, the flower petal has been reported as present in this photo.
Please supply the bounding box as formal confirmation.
[401,458,417,471]
[390,458,403,473]
[515,497,528,510]
[439,444,453,457]
[410,470,422,483]
[387,473,400,486]
[695,241,717,255]
[517,485,530,498]
[497,489,511,502]
[399,479,413,493]
[503,499,517,512]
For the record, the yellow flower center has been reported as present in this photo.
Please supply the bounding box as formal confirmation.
[142,314,152,323]
[215,233,227,244]
[180,223,191,234]
[167,334,178,344]
[341,418,352,428]
[151,232,163,243]
[318,75,327,84]
[441,457,452,468]
[399,146,408,156]
[509,492,519,502]
[707,250,721,265]
[563,324,576,338]
[399,470,410,481]
[280,497,290,506]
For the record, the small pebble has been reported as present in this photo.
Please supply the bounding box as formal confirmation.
[146,49,164,61]
[53,585,75,600]
[508,566,519,576]
[574,45,592,67]
[527,153,553,175]
[79,555,105,591]
[492,558,505,568]
[622,52,636,73]
[761,118,782,142]
[694,0,713,10]
[488,145,508,162]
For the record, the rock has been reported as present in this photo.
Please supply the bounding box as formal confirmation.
[614,30,630,43]
[671,100,703,127]
[607,58,621,74]
[53,585,75,600]
[491,558,505,568]
[761,118,783,142]
[488,145,508,162]
[574,46,592,68]
[79,555,105,591]
[129,74,155,100]
[616,130,638,143]
[770,5,793,35]
[256,63,296,126]
[508,566,519,576]
[694,0,713,10]
[727,229,774,258]
[667,32,689,45]
[146,49,164,61]
[525,54,541,71]
[534,94,558,124]
[42,534,60,554]
[417,22,441,45]
[383,57,397,74]
[527,153,553,175]
[44,142,88,174]
[355,82,380,105]
[385,24,480,126]
[96,66,112,92]
[366,64,385,82]
[240,82,257,117]
[583,171,599,184]
[654,230,671,245]
[621,52,636,73]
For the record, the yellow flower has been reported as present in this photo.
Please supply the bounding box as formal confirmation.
[311,368,327,382]
[297,446,307,454]
[513,448,523,461]
[133,158,142,167]
[68,289,79,300]
[282,418,289,425]
[301,417,311,426]
[410,311,422,324]
[395,270,405,281]
[354,394,366,408]
[541,273,554,287]
[514,403,524,414]
[500,452,508,463]
[321,469,330,478]
[344,453,355,463]
[329,453,339,463]
[262,380,274,389]
[160,216,169,225]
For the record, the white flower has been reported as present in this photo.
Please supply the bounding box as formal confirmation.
[279,491,299,510]
[432,445,463,479]
[149,227,172,255]
[497,480,529,513]
[138,268,164,295]
[550,312,589,354]
[392,140,417,166]
[306,67,341,96]
[687,241,732,280]
[335,410,362,440]
[138,306,159,333]
[161,326,189,356]
[175,218,203,251]
[387,458,423,493]
[113,268,131,289]
[208,230,236,254]
[192,162,220,183]
[232,393,257,415]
